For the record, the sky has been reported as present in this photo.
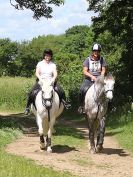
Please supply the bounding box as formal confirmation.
[0,0,96,42]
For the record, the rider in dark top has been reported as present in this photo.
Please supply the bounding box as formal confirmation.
[78,43,107,114]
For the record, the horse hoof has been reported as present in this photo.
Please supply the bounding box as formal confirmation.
[47,147,52,153]
[40,146,45,149]
[89,147,96,154]
[96,145,103,153]
[40,146,45,151]
[40,142,45,151]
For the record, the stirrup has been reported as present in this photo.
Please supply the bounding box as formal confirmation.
[24,108,30,115]
[64,102,71,109]
[65,103,71,109]
[78,106,85,114]
[62,100,71,109]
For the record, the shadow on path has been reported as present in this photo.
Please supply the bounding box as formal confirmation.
[0,113,38,135]
[102,147,130,156]
[52,145,78,153]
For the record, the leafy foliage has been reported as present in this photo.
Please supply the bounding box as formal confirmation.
[0,38,18,76]
[0,17,132,106]
[87,0,133,102]
[55,52,83,100]
[10,0,64,19]
[63,25,94,59]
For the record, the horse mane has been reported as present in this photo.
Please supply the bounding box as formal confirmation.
[95,74,115,85]
[95,75,104,85]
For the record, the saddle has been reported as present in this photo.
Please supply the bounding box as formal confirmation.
[31,86,62,109]
[82,85,91,104]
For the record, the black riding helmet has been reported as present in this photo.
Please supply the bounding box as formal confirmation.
[43,49,53,58]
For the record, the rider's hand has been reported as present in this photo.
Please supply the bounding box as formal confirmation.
[91,76,97,81]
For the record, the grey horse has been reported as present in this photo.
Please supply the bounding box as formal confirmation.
[85,74,115,153]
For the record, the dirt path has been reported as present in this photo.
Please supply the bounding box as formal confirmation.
[2,113,133,177]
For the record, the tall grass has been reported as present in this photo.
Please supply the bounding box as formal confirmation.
[107,107,133,153]
[0,77,35,112]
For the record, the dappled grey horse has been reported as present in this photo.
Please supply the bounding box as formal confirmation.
[31,78,64,153]
[85,74,115,153]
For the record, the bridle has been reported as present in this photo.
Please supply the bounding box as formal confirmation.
[93,79,114,120]
[41,89,54,122]
[104,81,114,99]
[105,89,114,93]
[42,90,53,110]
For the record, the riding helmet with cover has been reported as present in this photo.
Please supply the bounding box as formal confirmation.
[43,49,53,57]
[92,43,102,51]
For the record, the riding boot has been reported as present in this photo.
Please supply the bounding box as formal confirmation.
[78,93,85,114]
[24,82,41,115]
[24,94,32,115]
[54,83,71,109]
[24,107,30,115]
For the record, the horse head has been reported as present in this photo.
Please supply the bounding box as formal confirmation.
[104,74,115,100]
[39,78,54,109]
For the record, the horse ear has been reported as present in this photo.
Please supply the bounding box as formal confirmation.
[106,72,115,81]
[113,75,116,81]
[107,72,114,78]
[38,79,43,86]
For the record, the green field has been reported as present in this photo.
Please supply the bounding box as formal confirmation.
[0,76,133,177]
[0,77,35,112]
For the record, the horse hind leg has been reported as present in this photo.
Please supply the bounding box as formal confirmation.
[88,119,96,154]
[96,117,105,153]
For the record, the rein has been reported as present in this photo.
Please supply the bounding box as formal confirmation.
[42,91,53,108]
[105,89,113,93]
[93,83,101,120]
[42,91,53,122]
[93,83,104,103]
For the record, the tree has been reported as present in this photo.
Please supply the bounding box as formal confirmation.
[87,0,133,101]
[63,25,94,59]
[10,0,64,20]
[0,38,18,76]
[14,41,40,77]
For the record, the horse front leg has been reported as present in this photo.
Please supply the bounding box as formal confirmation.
[40,135,45,150]
[36,114,45,150]
[88,118,96,154]
[46,117,56,153]
[96,117,105,153]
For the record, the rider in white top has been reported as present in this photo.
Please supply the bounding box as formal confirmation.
[24,49,70,115]
[36,60,57,80]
